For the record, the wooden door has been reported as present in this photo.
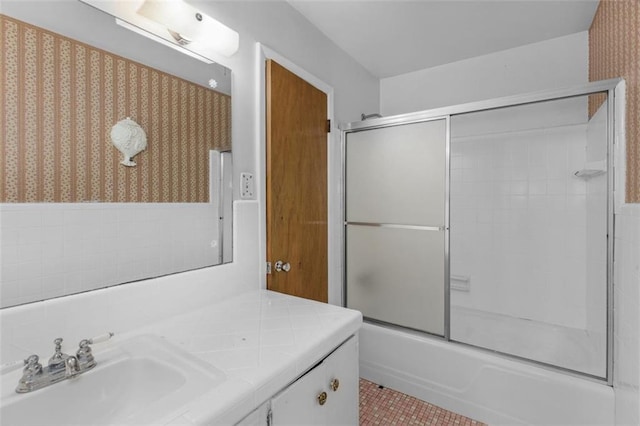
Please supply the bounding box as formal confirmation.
[266,60,328,303]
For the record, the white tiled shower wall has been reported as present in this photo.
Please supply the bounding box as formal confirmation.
[450,99,596,329]
[0,203,220,307]
[614,204,640,424]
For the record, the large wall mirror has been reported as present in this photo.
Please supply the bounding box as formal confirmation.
[0,0,233,308]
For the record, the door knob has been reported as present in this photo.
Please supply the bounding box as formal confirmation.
[274,260,291,272]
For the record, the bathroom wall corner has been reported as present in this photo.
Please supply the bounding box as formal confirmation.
[613,203,640,425]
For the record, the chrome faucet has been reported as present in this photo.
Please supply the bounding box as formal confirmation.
[17,355,44,392]
[75,339,97,371]
[65,356,80,377]
[48,338,71,374]
[15,333,113,393]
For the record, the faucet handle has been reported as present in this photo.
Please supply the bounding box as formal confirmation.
[76,339,96,371]
[76,332,114,357]
[53,337,63,354]
[75,333,113,371]
[77,339,92,357]
[23,355,42,375]
[48,337,68,367]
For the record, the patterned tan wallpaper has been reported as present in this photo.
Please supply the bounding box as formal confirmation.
[589,0,639,203]
[0,15,231,203]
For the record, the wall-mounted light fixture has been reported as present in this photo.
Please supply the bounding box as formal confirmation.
[80,0,239,63]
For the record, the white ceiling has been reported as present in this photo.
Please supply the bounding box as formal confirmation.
[288,0,600,79]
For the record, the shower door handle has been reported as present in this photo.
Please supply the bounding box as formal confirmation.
[274,260,291,272]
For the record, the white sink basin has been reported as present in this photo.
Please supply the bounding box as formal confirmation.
[1,334,226,425]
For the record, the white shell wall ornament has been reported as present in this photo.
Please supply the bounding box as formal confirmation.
[110,117,147,167]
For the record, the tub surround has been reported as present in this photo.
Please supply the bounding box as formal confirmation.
[1,289,362,425]
[359,322,614,425]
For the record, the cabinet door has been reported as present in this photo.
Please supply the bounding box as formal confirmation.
[324,336,359,425]
[270,358,327,425]
[270,335,358,426]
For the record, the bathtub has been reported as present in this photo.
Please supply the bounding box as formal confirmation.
[359,322,614,425]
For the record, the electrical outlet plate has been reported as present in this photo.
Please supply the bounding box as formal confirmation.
[240,172,254,199]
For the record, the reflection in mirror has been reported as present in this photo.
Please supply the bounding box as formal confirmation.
[0,1,233,308]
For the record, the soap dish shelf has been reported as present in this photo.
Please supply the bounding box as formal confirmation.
[574,169,606,179]
[574,160,607,180]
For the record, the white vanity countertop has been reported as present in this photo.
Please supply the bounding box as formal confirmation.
[117,289,362,425]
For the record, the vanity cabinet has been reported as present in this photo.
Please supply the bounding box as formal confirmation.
[271,334,358,425]
[235,335,358,426]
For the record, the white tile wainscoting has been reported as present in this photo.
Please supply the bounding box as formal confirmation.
[0,202,221,307]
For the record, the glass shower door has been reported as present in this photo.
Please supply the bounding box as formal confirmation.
[345,118,448,335]
[448,94,610,378]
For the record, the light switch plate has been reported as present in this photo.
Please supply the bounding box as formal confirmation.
[240,172,255,199]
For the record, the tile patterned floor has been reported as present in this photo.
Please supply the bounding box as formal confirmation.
[359,379,486,426]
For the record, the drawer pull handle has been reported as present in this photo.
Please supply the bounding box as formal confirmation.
[330,378,340,391]
[317,391,328,406]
